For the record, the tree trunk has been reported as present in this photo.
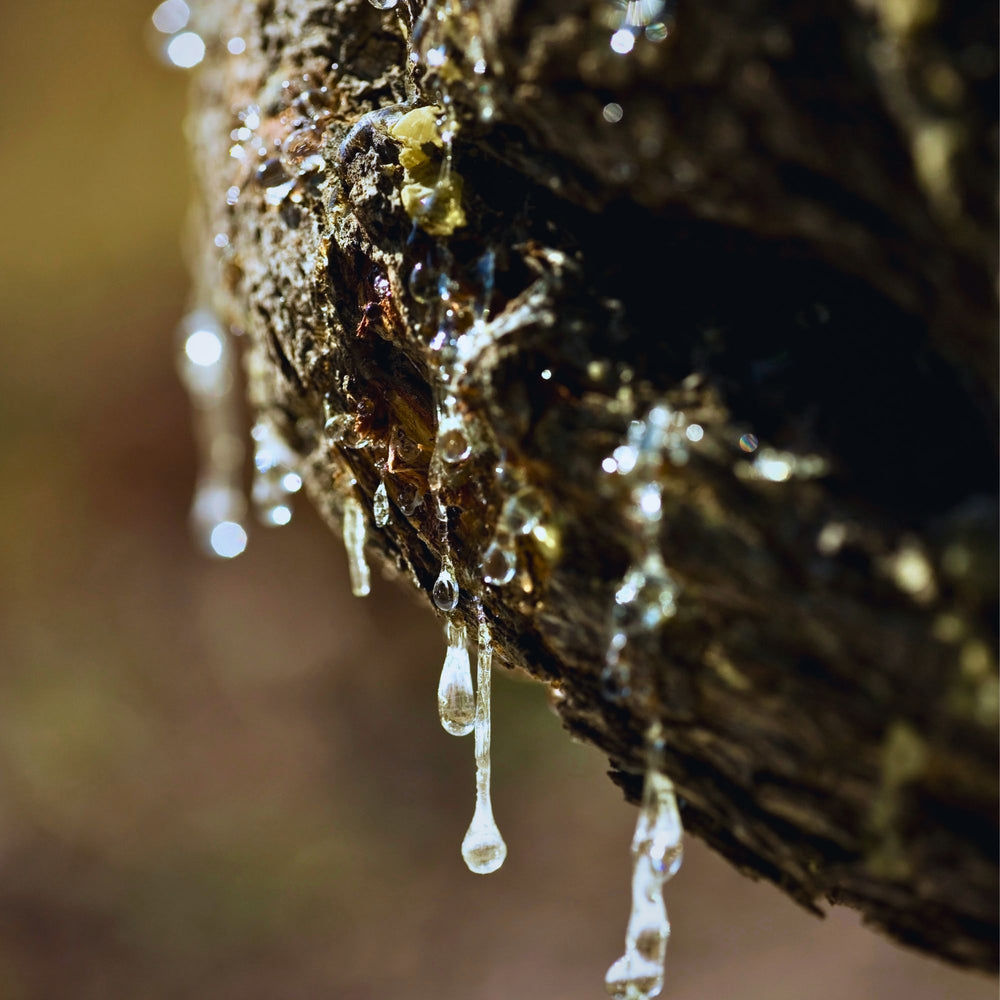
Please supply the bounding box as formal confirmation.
[184,0,998,970]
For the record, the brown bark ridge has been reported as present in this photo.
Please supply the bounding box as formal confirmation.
[184,0,997,970]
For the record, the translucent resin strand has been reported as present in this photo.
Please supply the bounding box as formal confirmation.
[461,606,507,873]
[606,728,683,999]
[342,494,371,597]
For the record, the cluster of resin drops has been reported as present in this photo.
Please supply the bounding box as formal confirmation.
[167,0,689,992]
[177,305,686,999]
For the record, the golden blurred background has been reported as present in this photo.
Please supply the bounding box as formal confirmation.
[0,2,994,998]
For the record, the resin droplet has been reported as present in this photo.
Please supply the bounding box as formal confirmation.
[257,157,290,188]
[613,550,679,633]
[342,494,371,597]
[323,403,370,450]
[438,622,475,736]
[367,0,398,9]
[606,735,683,1000]
[395,481,424,516]
[481,535,516,587]
[500,487,545,535]
[462,608,507,874]
[433,557,459,612]
[373,479,391,527]
[408,260,444,304]
[438,422,471,464]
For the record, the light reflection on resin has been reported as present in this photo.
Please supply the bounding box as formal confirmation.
[177,310,248,559]
[152,0,190,34]
[165,30,205,68]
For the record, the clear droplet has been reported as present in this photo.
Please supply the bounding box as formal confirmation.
[343,494,371,597]
[408,261,444,304]
[614,550,678,633]
[462,798,507,874]
[433,560,459,612]
[324,408,370,449]
[256,157,290,187]
[501,487,545,535]
[438,423,471,464]
[368,0,399,8]
[391,424,422,464]
[282,126,322,162]
[481,536,517,587]
[739,433,759,453]
[395,481,425,516]
[438,622,475,736]
[373,479,391,527]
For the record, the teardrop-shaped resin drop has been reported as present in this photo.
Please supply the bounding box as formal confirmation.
[437,624,474,736]
[373,479,391,527]
[461,797,507,874]
[432,562,459,612]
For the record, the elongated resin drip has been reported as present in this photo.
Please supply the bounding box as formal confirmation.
[373,478,391,527]
[438,621,475,736]
[601,405,685,699]
[177,309,248,559]
[342,493,371,597]
[461,605,507,873]
[606,726,683,1000]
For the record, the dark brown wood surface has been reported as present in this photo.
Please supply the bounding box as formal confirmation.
[186,0,998,970]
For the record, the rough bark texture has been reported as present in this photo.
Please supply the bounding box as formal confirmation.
[187,0,997,971]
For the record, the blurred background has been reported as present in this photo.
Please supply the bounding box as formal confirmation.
[0,2,994,998]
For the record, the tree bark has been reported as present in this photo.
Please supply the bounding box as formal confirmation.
[186,0,997,970]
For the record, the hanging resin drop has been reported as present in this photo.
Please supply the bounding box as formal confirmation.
[500,487,545,536]
[481,534,517,587]
[461,608,507,874]
[438,622,475,736]
[605,729,683,1000]
[432,555,460,612]
[342,494,371,597]
[373,479,391,527]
